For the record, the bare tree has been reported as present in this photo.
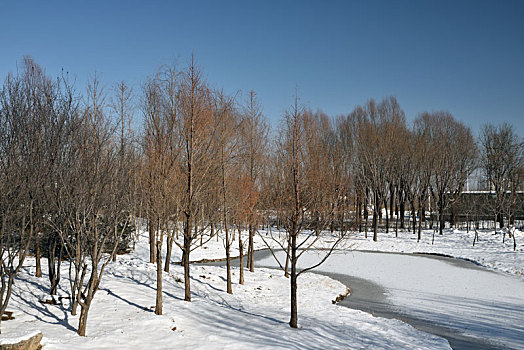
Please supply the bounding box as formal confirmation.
[214,90,238,294]
[417,112,477,235]
[177,55,217,301]
[142,67,180,315]
[356,98,399,241]
[0,61,39,333]
[404,125,432,241]
[239,90,269,273]
[480,123,523,236]
[53,73,136,336]
[266,92,348,328]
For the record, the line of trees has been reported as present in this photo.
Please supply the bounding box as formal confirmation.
[0,58,137,335]
[1,56,522,334]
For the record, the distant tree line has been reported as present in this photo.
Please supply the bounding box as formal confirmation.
[0,56,522,334]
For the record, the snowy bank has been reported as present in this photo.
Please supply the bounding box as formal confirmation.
[1,234,449,349]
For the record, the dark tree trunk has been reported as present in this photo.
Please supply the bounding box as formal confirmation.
[0,274,16,334]
[384,199,389,233]
[248,224,254,272]
[284,237,290,278]
[357,197,362,232]
[289,233,297,328]
[389,186,395,221]
[77,303,89,336]
[71,264,86,316]
[238,226,244,285]
[497,212,504,229]
[373,193,378,242]
[155,240,162,315]
[48,236,57,295]
[225,225,232,294]
[183,218,191,302]
[412,202,417,236]
[417,205,422,242]
[364,203,368,239]
[77,270,95,336]
[149,220,155,264]
[164,232,174,273]
[395,205,399,238]
[400,200,405,229]
[35,237,42,278]
[439,205,444,235]
[395,199,399,237]
[47,235,62,297]
[372,212,378,242]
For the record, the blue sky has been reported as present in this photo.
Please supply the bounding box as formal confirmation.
[1,0,523,136]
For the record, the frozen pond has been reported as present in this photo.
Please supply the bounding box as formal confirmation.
[250,249,524,349]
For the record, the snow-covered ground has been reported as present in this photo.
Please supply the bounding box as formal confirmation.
[1,231,449,349]
[257,249,524,349]
[3,225,522,349]
[349,227,523,276]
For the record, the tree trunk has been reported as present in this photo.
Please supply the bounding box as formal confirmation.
[395,206,398,238]
[289,233,298,328]
[77,304,89,337]
[384,199,389,233]
[35,238,42,278]
[400,200,405,229]
[373,193,378,242]
[439,205,444,235]
[48,235,62,297]
[77,286,95,337]
[48,236,57,295]
[0,275,16,334]
[71,265,85,316]
[390,187,395,221]
[238,227,244,285]
[284,238,290,278]
[155,240,162,315]
[149,220,155,264]
[248,224,254,272]
[364,203,368,239]
[373,209,378,242]
[78,275,95,336]
[417,204,422,242]
[183,219,191,301]
[357,198,362,232]
[164,232,173,273]
[412,202,417,236]
[225,224,232,294]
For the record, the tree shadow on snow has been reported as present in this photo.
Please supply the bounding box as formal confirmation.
[11,274,76,332]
